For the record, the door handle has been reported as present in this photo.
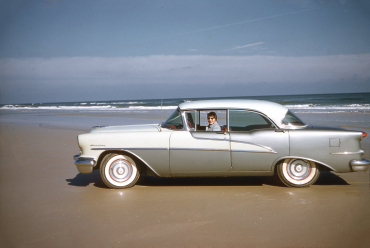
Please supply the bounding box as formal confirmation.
[216,132,227,135]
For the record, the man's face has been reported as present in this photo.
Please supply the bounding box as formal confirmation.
[207,115,216,125]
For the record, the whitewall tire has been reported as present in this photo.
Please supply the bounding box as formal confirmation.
[100,153,140,189]
[277,158,320,187]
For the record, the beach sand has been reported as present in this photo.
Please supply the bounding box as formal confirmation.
[0,110,369,248]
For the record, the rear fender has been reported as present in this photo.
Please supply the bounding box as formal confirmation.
[272,156,335,172]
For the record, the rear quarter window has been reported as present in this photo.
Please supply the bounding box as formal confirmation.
[282,110,305,126]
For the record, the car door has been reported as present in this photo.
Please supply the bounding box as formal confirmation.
[229,110,289,171]
[170,110,231,175]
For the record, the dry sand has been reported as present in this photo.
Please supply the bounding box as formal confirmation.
[0,110,369,248]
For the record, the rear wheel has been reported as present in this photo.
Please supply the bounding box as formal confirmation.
[277,158,319,187]
[100,153,140,189]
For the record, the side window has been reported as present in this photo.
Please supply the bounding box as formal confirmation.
[198,110,227,131]
[229,110,275,131]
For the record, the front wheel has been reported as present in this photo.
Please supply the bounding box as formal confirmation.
[100,153,140,189]
[277,158,319,187]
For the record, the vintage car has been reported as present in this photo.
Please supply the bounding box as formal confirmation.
[73,100,369,189]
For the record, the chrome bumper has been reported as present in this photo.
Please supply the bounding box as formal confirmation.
[73,155,96,174]
[350,158,370,172]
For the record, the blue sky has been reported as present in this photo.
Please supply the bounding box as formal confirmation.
[1,0,370,104]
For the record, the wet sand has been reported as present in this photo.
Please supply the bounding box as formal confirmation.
[0,110,369,248]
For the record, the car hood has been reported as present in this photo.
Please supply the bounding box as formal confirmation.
[90,124,161,133]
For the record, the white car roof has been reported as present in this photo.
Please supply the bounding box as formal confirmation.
[179,99,289,126]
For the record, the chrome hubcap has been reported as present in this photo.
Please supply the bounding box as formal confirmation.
[109,159,132,182]
[287,159,310,180]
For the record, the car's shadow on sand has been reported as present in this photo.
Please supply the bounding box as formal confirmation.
[66,171,349,189]
[139,176,284,187]
[66,170,107,188]
[314,171,350,186]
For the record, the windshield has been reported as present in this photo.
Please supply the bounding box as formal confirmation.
[162,108,183,129]
[282,110,306,126]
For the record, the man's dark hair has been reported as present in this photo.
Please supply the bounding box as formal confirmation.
[207,111,217,120]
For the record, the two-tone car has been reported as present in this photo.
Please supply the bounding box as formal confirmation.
[73,100,369,188]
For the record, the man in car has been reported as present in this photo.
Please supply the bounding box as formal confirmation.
[206,112,221,131]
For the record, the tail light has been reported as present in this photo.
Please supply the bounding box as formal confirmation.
[363,132,367,138]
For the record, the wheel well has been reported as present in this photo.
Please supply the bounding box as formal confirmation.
[315,163,333,172]
[272,158,333,173]
[94,150,154,175]
[273,159,285,174]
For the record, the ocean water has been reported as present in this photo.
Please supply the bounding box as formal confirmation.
[1,92,369,113]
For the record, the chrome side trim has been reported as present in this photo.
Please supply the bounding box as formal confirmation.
[91,147,168,151]
[190,133,229,141]
[230,140,277,153]
[331,150,364,155]
[189,133,277,153]
[171,148,229,152]
[231,149,277,154]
